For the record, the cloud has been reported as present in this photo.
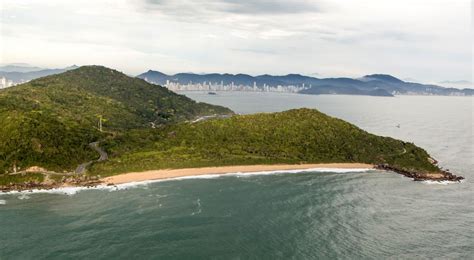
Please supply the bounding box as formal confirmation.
[231,48,278,55]
[133,0,325,41]
[142,0,321,15]
[1,0,471,82]
[214,0,320,14]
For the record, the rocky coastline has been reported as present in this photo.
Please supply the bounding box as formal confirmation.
[375,164,464,182]
[0,175,103,193]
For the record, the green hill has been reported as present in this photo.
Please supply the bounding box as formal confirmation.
[91,108,440,176]
[0,66,233,174]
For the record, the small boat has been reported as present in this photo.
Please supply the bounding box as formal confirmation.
[208,92,217,95]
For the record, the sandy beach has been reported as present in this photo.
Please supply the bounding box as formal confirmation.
[102,163,374,185]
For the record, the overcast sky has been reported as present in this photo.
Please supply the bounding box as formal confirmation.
[0,0,471,83]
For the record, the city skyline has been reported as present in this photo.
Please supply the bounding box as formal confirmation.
[0,64,472,90]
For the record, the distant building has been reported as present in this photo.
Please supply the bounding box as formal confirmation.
[0,77,15,89]
[0,77,6,88]
[159,78,305,94]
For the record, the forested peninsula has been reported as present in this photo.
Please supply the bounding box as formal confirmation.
[0,66,462,191]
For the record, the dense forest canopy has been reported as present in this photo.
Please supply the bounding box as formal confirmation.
[0,66,232,173]
[91,109,439,176]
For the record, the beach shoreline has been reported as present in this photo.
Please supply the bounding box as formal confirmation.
[2,162,463,193]
[101,163,375,185]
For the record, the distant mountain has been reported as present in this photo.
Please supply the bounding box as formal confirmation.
[138,70,473,97]
[359,74,473,96]
[0,65,79,84]
[300,85,393,97]
[0,64,44,73]
[360,74,403,83]
[438,80,473,89]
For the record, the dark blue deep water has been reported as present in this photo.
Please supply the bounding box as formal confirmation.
[1,93,473,259]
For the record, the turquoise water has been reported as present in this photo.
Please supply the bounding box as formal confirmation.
[1,93,473,259]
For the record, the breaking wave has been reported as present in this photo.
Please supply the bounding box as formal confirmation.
[0,168,373,197]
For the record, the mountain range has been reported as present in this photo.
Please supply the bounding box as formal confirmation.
[0,65,79,84]
[139,70,473,97]
[2,64,472,96]
[0,63,45,73]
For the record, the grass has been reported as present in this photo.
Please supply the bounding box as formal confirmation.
[0,173,44,186]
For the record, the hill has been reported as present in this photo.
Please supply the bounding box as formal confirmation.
[0,66,232,174]
[138,70,473,96]
[91,108,442,177]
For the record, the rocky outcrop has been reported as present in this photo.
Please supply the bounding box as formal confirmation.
[0,175,103,192]
[375,164,464,182]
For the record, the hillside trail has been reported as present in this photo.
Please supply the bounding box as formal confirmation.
[74,141,108,174]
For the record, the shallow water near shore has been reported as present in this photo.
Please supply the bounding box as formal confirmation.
[0,167,373,196]
[1,94,473,259]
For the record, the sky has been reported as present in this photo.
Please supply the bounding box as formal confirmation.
[0,0,471,84]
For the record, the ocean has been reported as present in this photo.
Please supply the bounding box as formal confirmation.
[1,93,473,259]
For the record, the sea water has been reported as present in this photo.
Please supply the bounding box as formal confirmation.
[1,93,472,259]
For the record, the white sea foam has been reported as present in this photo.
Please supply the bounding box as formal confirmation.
[17,194,30,200]
[422,179,464,185]
[191,198,202,216]
[0,168,373,197]
[1,185,113,196]
[173,174,223,180]
[0,181,169,196]
[0,199,6,205]
[228,167,372,177]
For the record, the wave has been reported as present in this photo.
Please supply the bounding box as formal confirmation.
[18,194,30,200]
[191,198,202,216]
[0,186,103,196]
[0,168,373,197]
[422,179,465,185]
[224,167,372,177]
[0,199,6,205]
